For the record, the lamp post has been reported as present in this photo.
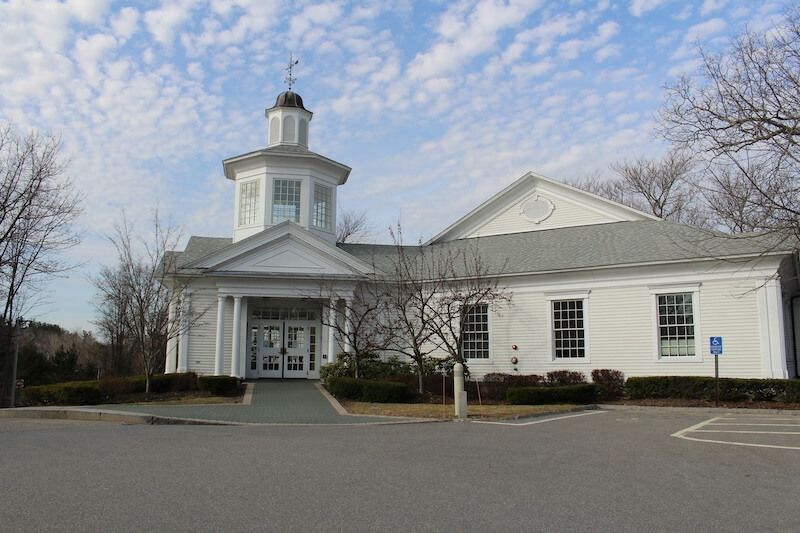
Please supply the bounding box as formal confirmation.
[9,317,29,407]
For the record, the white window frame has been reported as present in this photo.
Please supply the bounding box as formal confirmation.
[312,183,333,231]
[545,290,590,363]
[649,284,702,363]
[237,179,260,227]
[271,178,302,224]
[461,303,491,360]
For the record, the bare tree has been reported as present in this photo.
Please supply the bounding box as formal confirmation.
[94,213,203,392]
[661,9,800,239]
[336,209,370,243]
[610,150,704,223]
[704,165,777,233]
[92,264,133,376]
[423,240,510,370]
[568,153,707,225]
[381,225,441,394]
[0,125,81,406]
[321,282,389,379]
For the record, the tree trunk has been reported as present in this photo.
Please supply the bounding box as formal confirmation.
[418,369,424,395]
[145,372,151,394]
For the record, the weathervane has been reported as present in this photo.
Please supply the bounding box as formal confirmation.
[284,53,299,90]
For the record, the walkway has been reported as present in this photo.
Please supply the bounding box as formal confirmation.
[99,380,397,425]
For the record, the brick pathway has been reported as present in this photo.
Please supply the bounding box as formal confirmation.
[100,380,394,424]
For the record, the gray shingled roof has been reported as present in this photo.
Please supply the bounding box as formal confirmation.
[170,221,793,276]
[338,221,794,276]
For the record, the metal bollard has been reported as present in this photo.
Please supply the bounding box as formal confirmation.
[454,362,467,420]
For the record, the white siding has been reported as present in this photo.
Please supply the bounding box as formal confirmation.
[464,276,771,379]
[467,190,618,238]
[186,286,218,375]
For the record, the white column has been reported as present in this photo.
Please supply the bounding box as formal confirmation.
[165,299,178,374]
[327,299,337,364]
[230,296,243,378]
[214,295,226,376]
[344,299,353,354]
[758,278,789,378]
[177,289,191,373]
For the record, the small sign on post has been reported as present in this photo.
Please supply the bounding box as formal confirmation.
[710,336,723,406]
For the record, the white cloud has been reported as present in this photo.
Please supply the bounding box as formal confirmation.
[671,17,727,59]
[629,0,666,17]
[111,7,139,40]
[144,1,197,45]
[407,0,544,80]
[594,44,621,61]
[700,0,728,16]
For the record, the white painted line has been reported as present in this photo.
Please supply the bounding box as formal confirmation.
[693,430,800,435]
[676,434,800,451]
[707,423,800,427]
[473,410,606,427]
[671,416,721,439]
[672,415,800,450]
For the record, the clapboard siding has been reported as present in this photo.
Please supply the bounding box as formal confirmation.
[186,287,218,375]
[467,190,617,238]
[463,277,768,379]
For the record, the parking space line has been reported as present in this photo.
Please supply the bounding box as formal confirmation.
[694,430,800,435]
[708,423,800,426]
[472,410,606,427]
[672,415,800,450]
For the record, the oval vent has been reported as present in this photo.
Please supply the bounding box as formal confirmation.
[519,196,555,224]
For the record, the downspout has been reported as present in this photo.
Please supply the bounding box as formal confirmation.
[793,250,800,377]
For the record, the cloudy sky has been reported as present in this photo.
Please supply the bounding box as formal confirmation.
[0,0,793,332]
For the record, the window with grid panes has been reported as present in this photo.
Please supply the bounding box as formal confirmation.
[312,184,332,231]
[461,304,489,359]
[238,180,259,226]
[552,299,586,358]
[272,179,301,224]
[657,293,696,357]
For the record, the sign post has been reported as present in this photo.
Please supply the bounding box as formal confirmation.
[710,336,723,406]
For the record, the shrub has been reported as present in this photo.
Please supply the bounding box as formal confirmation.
[148,372,198,393]
[478,374,545,401]
[360,381,413,403]
[591,369,625,401]
[546,370,587,385]
[21,381,104,406]
[625,376,800,403]
[326,377,365,400]
[198,376,240,395]
[507,384,597,405]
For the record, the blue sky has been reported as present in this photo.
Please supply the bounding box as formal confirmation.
[0,0,793,333]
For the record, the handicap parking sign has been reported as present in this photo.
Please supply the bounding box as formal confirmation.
[710,336,723,355]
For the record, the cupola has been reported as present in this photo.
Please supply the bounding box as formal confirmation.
[266,90,313,149]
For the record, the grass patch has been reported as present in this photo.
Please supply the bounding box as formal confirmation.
[340,401,578,420]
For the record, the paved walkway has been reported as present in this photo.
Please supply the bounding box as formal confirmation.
[99,380,396,424]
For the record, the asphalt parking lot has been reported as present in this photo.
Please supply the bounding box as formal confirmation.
[1,409,799,532]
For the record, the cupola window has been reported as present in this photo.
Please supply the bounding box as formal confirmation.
[238,180,259,226]
[312,184,332,231]
[272,179,302,224]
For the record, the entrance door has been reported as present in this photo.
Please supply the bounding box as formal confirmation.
[246,318,319,379]
[283,321,308,379]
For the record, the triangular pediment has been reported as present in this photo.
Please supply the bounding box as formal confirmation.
[428,172,659,243]
[187,222,372,277]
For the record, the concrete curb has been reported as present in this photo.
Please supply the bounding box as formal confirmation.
[0,406,441,427]
[0,407,236,425]
[598,403,800,416]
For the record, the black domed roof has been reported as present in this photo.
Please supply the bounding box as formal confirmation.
[274,90,306,110]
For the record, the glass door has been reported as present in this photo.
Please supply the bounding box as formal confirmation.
[283,321,308,379]
[259,321,283,378]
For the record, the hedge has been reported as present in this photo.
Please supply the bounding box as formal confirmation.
[591,369,625,401]
[507,384,597,405]
[19,372,241,406]
[625,376,800,403]
[21,380,105,406]
[326,376,415,403]
[198,376,241,395]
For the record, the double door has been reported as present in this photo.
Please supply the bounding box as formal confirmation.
[247,319,318,379]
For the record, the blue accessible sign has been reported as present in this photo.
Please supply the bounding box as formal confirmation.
[710,336,723,355]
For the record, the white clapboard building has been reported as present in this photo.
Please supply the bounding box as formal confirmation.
[163,90,799,380]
